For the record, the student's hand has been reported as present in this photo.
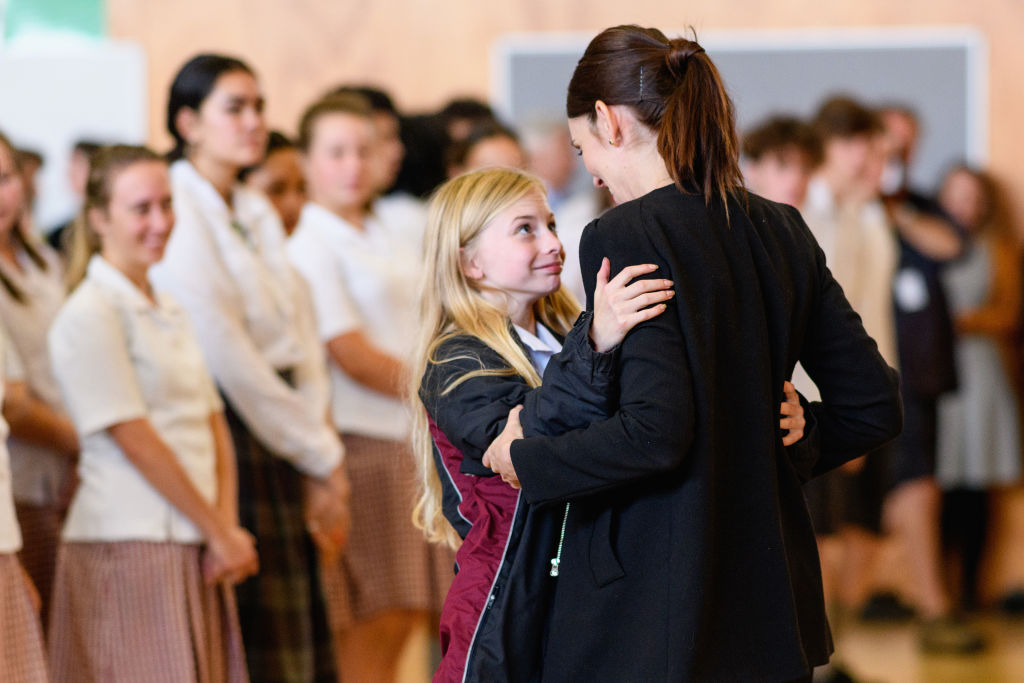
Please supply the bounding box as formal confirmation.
[483,405,524,489]
[590,259,674,352]
[203,525,259,585]
[780,381,806,446]
[304,466,352,566]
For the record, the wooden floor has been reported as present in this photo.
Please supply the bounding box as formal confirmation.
[396,614,1024,682]
[840,614,1024,683]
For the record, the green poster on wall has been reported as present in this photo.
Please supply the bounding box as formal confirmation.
[4,0,106,41]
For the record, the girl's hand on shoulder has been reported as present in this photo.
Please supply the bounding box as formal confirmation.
[589,259,674,352]
[780,381,806,446]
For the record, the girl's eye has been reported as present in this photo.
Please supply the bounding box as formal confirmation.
[548,222,558,235]
[515,223,532,235]
[574,148,582,157]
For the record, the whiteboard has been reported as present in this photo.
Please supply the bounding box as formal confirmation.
[492,26,987,194]
[0,41,147,232]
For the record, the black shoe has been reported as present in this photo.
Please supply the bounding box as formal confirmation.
[859,591,916,622]
[918,615,986,655]
[998,589,1024,616]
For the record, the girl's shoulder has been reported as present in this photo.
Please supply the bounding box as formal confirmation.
[421,333,515,397]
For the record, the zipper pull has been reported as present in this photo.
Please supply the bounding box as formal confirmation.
[549,502,570,578]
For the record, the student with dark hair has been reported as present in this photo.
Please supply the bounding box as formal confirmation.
[0,132,78,627]
[742,115,823,208]
[483,26,903,681]
[445,120,526,178]
[151,54,348,683]
[435,97,497,144]
[241,131,306,235]
[47,145,256,682]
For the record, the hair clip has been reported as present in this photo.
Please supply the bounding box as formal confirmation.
[639,65,644,102]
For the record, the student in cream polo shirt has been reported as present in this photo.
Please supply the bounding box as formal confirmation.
[0,323,50,683]
[46,145,257,682]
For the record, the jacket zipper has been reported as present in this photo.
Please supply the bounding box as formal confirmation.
[550,502,570,577]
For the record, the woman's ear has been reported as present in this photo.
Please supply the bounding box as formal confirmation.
[593,100,622,147]
[459,246,483,281]
[175,107,200,148]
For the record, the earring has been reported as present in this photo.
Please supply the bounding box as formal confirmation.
[609,139,617,146]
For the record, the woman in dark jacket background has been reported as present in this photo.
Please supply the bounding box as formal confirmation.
[484,25,903,682]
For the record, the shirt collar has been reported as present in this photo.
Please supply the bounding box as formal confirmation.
[86,255,163,311]
[513,322,560,355]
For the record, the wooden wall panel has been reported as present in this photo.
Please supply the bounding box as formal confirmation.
[109,0,1024,593]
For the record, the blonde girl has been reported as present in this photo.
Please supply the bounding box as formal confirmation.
[410,167,679,680]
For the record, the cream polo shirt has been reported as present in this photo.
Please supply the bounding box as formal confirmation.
[794,177,899,401]
[373,192,427,251]
[150,161,342,478]
[49,256,223,543]
[287,203,422,441]
[0,241,73,506]
[0,328,23,553]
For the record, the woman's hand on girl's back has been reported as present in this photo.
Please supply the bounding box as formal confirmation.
[590,259,674,352]
[780,381,806,446]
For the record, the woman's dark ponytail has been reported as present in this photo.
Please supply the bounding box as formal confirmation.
[566,25,744,209]
[657,38,742,206]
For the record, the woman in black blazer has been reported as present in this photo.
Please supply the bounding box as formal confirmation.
[483,25,903,682]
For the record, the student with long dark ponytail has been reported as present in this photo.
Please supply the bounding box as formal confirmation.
[483,25,904,681]
[151,55,347,683]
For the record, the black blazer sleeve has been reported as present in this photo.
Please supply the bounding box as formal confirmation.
[787,207,903,476]
[420,313,619,477]
[510,217,697,505]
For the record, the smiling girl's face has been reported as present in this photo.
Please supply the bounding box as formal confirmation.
[461,189,563,313]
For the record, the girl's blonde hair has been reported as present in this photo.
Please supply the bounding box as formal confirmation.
[65,145,164,290]
[410,167,581,548]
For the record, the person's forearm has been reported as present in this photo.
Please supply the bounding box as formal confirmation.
[209,412,238,525]
[109,418,228,541]
[327,331,406,397]
[892,206,961,261]
[2,383,78,455]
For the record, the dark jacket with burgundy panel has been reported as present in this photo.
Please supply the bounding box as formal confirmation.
[420,315,618,682]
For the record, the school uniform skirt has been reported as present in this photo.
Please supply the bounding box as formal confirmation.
[224,400,336,683]
[47,541,247,683]
[15,501,62,631]
[321,433,453,631]
[0,553,49,682]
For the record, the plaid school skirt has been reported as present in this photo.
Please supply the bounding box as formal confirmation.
[0,553,48,682]
[15,502,62,632]
[47,541,248,683]
[225,401,336,683]
[320,433,453,632]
